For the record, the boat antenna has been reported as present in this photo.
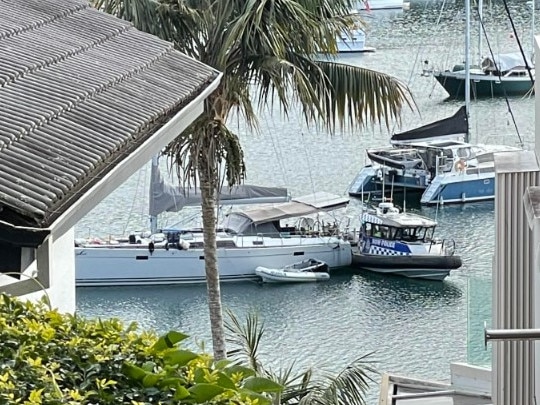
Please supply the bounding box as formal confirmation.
[403,186,406,212]
[390,174,395,202]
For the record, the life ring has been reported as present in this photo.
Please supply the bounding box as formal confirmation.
[455,159,467,172]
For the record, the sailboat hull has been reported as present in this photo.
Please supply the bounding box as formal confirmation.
[434,71,534,98]
[75,236,352,286]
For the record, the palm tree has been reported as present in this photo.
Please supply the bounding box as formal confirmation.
[225,309,378,404]
[92,0,414,361]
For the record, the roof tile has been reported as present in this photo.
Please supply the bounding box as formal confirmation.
[0,0,219,228]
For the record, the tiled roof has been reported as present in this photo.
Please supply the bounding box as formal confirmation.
[0,0,219,229]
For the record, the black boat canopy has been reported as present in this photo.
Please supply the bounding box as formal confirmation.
[390,106,468,143]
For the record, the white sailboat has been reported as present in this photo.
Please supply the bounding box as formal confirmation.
[75,161,352,286]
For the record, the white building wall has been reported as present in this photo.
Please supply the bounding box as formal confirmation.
[16,228,76,314]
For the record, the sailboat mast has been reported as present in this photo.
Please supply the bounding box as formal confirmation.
[477,0,483,64]
[465,0,471,143]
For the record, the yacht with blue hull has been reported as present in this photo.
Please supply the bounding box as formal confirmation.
[348,106,521,205]
[347,107,469,200]
[419,152,511,204]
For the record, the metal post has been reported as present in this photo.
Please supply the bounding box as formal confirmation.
[485,328,540,346]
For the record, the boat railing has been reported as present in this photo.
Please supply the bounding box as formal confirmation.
[429,238,456,256]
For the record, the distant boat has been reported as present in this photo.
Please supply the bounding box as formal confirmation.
[255,259,330,283]
[336,28,375,53]
[351,201,462,281]
[346,106,521,205]
[357,0,404,10]
[432,0,534,98]
[434,53,535,98]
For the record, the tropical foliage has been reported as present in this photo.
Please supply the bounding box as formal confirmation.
[225,310,378,405]
[92,0,414,360]
[0,294,281,404]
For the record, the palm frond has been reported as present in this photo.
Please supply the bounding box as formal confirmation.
[163,116,245,189]
[224,309,265,372]
[299,353,378,405]
[314,60,415,130]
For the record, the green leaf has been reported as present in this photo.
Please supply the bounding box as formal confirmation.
[141,361,156,372]
[158,377,185,389]
[242,376,283,393]
[151,331,189,352]
[188,383,226,403]
[223,365,256,379]
[239,390,272,405]
[142,373,161,388]
[173,385,191,400]
[215,371,237,390]
[122,363,147,381]
[214,358,231,370]
[163,349,199,366]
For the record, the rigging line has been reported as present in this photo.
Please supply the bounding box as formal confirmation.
[407,0,448,88]
[500,0,535,85]
[478,14,525,148]
[298,119,317,196]
[264,111,288,187]
[123,163,147,235]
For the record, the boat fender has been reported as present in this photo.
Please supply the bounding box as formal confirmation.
[455,159,467,172]
[376,169,383,179]
[148,241,155,255]
[177,239,190,250]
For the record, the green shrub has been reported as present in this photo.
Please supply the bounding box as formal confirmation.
[0,294,281,404]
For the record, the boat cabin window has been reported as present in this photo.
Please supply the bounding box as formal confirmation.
[363,223,436,242]
[456,147,471,159]
[395,226,435,242]
[364,223,393,239]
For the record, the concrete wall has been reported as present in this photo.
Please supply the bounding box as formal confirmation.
[12,228,76,313]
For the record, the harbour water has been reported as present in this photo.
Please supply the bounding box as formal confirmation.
[76,0,536,402]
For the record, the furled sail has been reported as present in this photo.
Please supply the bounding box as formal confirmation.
[390,106,468,144]
[149,162,290,217]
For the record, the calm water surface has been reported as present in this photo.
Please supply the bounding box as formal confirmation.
[76,1,536,402]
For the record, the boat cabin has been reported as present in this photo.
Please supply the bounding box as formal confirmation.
[481,52,533,77]
[221,192,349,237]
[360,205,438,243]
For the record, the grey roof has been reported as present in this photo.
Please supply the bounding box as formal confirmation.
[0,0,220,233]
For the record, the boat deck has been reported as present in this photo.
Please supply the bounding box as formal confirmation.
[379,374,492,405]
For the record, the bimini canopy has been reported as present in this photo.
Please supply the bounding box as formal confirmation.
[222,192,349,234]
[390,107,468,144]
[482,52,533,73]
[366,148,424,170]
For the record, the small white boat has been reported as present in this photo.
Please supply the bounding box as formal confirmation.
[255,259,330,283]
[337,28,376,53]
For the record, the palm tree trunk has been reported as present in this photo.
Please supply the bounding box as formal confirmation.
[199,169,227,360]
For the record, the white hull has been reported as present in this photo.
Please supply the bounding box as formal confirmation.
[76,236,351,286]
[337,29,375,53]
[357,0,404,10]
[255,267,330,283]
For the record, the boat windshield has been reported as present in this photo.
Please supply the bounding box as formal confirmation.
[363,223,435,242]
